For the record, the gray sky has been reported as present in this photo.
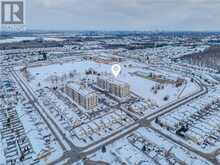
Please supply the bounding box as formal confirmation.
[26,0,220,31]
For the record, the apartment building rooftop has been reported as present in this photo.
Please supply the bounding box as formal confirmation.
[67,83,96,97]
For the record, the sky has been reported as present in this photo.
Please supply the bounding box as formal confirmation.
[26,0,220,31]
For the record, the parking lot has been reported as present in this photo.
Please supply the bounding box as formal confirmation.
[34,86,135,147]
[73,110,133,147]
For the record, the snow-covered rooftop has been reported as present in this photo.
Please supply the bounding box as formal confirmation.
[98,76,129,87]
[67,83,96,96]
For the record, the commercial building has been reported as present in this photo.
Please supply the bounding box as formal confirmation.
[97,76,130,97]
[93,55,125,64]
[65,83,97,109]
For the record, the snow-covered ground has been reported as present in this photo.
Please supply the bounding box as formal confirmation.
[72,110,133,147]
[0,37,36,43]
[87,127,212,165]
[0,37,65,44]
[37,88,134,147]
[0,136,5,165]
[87,135,155,165]
[1,32,220,165]
[16,101,63,164]
[119,45,209,59]
[27,60,198,107]
[43,37,65,41]
[154,86,220,153]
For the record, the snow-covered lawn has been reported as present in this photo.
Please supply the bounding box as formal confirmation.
[72,109,133,147]
[88,135,155,165]
[135,128,212,165]
[27,60,199,107]
[87,127,212,165]
[16,100,63,164]
[155,87,220,153]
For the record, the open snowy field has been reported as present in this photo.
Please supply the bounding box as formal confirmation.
[27,60,199,106]
[0,37,65,43]
[0,37,37,43]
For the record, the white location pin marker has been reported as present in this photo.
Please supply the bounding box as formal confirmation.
[111,64,121,78]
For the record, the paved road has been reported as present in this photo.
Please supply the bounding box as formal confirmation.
[11,68,213,165]
[142,80,220,165]
[10,70,82,164]
[150,126,218,165]
[76,77,210,163]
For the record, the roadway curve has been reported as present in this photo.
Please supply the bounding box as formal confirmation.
[11,68,210,164]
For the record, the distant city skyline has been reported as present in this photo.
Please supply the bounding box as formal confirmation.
[27,0,220,31]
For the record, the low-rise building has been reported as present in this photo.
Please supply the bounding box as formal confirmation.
[65,83,97,109]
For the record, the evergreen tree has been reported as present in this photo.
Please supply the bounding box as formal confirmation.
[101,145,106,153]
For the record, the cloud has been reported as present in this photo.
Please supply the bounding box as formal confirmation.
[27,0,220,31]
[34,0,68,8]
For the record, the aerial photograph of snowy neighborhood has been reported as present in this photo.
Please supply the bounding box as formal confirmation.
[1,0,220,165]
